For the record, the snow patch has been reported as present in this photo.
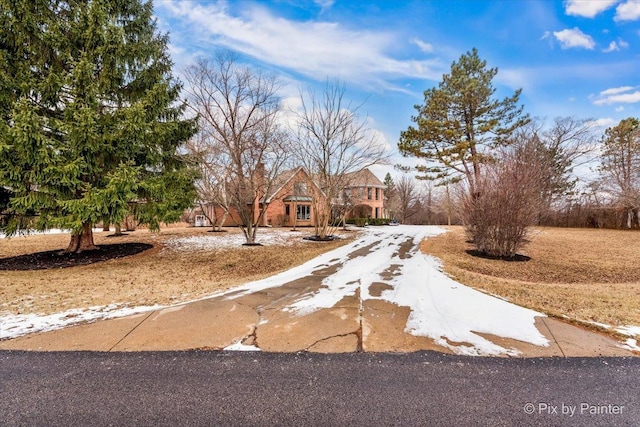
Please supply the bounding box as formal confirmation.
[616,325,640,337]
[619,338,640,352]
[223,341,261,351]
[165,229,349,251]
[0,304,161,339]
[1,228,106,239]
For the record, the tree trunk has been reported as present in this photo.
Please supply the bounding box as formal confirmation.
[114,223,123,236]
[220,211,228,231]
[66,223,98,253]
[103,223,110,232]
[125,216,136,231]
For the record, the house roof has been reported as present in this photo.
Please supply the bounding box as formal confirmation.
[343,168,385,189]
[265,167,324,203]
[263,167,383,204]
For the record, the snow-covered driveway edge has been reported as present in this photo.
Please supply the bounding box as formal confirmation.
[0,304,162,340]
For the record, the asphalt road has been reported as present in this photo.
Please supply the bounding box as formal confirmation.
[1,351,639,426]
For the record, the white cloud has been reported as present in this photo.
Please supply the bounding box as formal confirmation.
[411,37,434,53]
[616,106,625,111]
[314,0,335,10]
[496,68,533,91]
[602,39,629,52]
[588,117,617,128]
[593,86,640,105]
[157,0,443,91]
[553,27,596,49]
[597,91,640,104]
[600,85,635,96]
[615,1,640,21]
[565,0,619,18]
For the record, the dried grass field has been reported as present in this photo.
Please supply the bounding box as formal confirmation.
[0,226,352,317]
[421,226,640,332]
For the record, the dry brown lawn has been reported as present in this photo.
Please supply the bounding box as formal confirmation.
[0,226,353,316]
[421,226,640,330]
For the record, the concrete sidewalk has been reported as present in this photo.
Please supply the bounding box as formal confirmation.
[0,281,635,357]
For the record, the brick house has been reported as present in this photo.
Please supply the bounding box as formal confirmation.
[342,168,386,220]
[190,167,385,227]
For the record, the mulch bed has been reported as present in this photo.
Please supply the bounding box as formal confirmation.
[465,249,531,262]
[0,243,153,271]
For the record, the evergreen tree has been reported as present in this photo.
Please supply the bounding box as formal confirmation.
[0,0,197,252]
[383,172,394,193]
[398,48,529,194]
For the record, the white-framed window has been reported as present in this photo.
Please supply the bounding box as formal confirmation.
[195,215,207,227]
[367,187,372,200]
[297,205,311,221]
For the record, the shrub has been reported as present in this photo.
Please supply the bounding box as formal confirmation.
[461,140,546,258]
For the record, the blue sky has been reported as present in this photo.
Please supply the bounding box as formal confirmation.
[154,0,640,179]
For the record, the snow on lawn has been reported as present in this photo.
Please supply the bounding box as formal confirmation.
[0,228,105,239]
[221,225,549,356]
[165,229,340,251]
[0,304,161,340]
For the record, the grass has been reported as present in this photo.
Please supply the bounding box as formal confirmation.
[0,226,353,316]
[421,226,640,330]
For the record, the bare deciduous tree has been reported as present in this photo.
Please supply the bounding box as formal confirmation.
[395,174,420,223]
[462,136,548,258]
[598,117,640,229]
[292,80,386,239]
[518,116,599,214]
[184,52,290,244]
[184,128,232,231]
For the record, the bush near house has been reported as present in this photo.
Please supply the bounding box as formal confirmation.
[345,217,392,226]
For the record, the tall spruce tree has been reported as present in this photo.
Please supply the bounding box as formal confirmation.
[0,0,197,252]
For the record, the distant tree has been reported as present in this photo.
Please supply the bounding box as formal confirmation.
[395,175,420,223]
[184,53,290,244]
[516,117,598,218]
[292,80,386,239]
[383,172,397,220]
[0,0,197,252]
[184,128,232,232]
[398,48,529,195]
[598,117,640,229]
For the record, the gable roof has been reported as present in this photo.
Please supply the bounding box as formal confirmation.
[343,168,385,188]
[265,167,324,203]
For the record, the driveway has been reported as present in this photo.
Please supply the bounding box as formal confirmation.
[0,226,634,357]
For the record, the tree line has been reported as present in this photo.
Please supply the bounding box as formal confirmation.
[398,48,640,258]
[1,1,636,256]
